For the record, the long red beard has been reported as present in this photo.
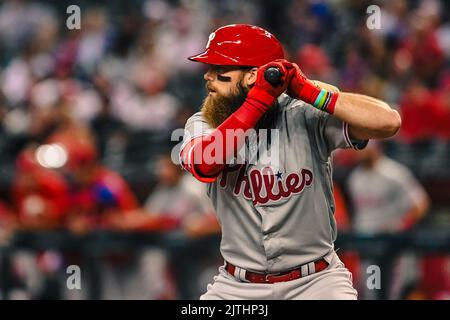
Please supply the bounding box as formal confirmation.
[200,84,248,128]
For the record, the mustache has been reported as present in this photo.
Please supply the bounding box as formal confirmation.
[205,82,216,93]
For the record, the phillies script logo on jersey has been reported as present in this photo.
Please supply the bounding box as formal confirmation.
[219,164,313,205]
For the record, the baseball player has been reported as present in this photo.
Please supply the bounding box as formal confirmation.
[179,24,401,299]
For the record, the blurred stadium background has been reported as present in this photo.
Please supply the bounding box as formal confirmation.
[0,0,449,300]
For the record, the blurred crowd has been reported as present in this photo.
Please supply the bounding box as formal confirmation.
[0,0,449,299]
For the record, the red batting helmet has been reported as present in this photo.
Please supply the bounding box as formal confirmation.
[188,24,284,67]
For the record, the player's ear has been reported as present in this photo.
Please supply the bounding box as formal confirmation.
[243,67,258,86]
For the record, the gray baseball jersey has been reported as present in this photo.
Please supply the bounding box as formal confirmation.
[348,155,427,233]
[181,94,367,273]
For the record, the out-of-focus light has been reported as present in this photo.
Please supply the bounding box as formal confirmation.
[23,195,45,217]
[36,144,68,169]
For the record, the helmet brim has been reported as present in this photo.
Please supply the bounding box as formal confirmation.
[188,49,242,66]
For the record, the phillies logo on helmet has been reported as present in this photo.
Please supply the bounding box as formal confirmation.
[206,32,215,49]
[219,164,314,205]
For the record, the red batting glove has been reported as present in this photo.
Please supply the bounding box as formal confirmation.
[287,63,320,102]
[287,63,338,114]
[246,59,295,113]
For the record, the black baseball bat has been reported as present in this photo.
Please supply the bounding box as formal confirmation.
[264,67,282,86]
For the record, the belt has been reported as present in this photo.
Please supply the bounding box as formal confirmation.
[225,258,329,284]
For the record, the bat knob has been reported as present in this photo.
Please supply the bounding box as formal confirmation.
[264,67,282,86]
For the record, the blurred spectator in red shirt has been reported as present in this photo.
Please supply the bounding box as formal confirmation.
[12,145,69,230]
[434,73,450,140]
[45,125,139,234]
[398,79,442,143]
[295,44,336,84]
[418,255,450,299]
[406,255,450,300]
[402,6,445,85]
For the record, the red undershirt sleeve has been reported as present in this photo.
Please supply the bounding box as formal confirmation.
[180,90,274,183]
